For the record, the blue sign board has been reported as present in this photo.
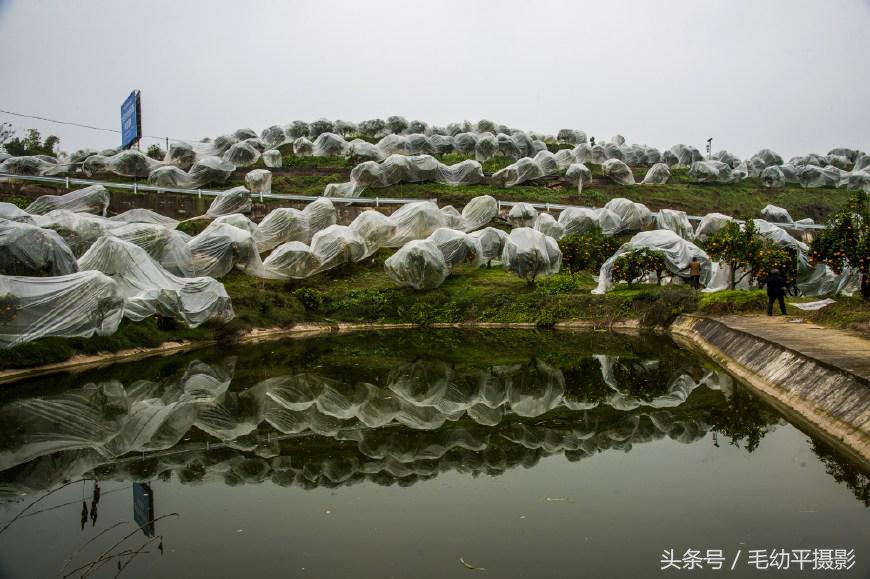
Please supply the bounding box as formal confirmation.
[120,90,141,149]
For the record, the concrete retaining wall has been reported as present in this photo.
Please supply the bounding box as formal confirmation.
[671,315,870,466]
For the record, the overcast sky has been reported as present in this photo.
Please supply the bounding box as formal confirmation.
[0,0,868,159]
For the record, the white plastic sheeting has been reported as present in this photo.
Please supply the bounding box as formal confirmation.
[593,230,710,294]
[385,201,447,247]
[491,150,574,188]
[0,271,124,348]
[469,227,508,266]
[534,212,566,240]
[349,210,397,258]
[603,198,653,233]
[303,197,337,235]
[602,159,635,185]
[110,208,179,228]
[325,154,485,198]
[655,209,694,240]
[262,242,321,279]
[688,161,736,183]
[428,228,483,268]
[565,163,592,192]
[187,156,235,187]
[309,225,367,273]
[253,208,309,253]
[789,298,836,311]
[262,149,282,168]
[796,265,859,297]
[797,165,844,188]
[502,228,562,282]
[558,207,600,236]
[245,169,272,195]
[748,149,784,177]
[25,185,110,216]
[507,202,538,228]
[694,213,733,240]
[459,195,497,232]
[0,219,78,276]
[0,202,36,225]
[205,187,252,218]
[642,163,670,184]
[188,223,275,279]
[106,222,196,277]
[760,204,793,224]
[384,240,449,290]
[752,219,809,254]
[78,236,233,327]
[34,210,125,257]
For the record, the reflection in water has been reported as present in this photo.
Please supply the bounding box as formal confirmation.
[0,350,777,498]
[0,331,866,578]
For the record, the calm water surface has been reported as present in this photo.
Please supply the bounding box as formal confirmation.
[0,330,866,578]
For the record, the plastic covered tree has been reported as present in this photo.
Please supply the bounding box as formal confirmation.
[810,190,870,299]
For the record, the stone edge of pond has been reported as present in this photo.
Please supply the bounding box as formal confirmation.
[0,320,643,385]
[671,314,870,468]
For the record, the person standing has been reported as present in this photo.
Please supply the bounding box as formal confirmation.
[762,268,787,316]
[688,256,701,290]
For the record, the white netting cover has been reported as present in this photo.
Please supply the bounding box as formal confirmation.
[602,159,635,185]
[502,228,562,282]
[507,202,538,228]
[349,210,397,258]
[34,210,124,257]
[262,242,321,279]
[797,165,844,188]
[253,208,309,253]
[0,155,66,176]
[427,228,483,269]
[309,225,367,273]
[846,170,870,192]
[642,163,671,184]
[534,212,566,240]
[106,222,196,277]
[655,209,694,240]
[460,195,498,232]
[0,202,36,225]
[597,208,623,236]
[0,271,124,348]
[245,169,272,195]
[440,205,464,229]
[327,155,485,198]
[668,144,703,167]
[694,213,733,240]
[0,219,78,276]
[468,227,508,265]
[109,208,178,228]
[303,198,337,237]
[558,207,600,236]
[593,230,711,294]
[166,142,196,171]
[565,163,592,192]
[797,265,859,298]
[25,185,110,216]
[385,201,447,247]
[78,236,234,327]
[492,151,574,188]
[748,149,784,177]
[223,142,260,167]
[384,239,449,290]
[262,149,283,168]
[148,166,189,188]
[854,155,870,172]
[188,222,274,279]
[760,204,793,224]
[187,157,235,188]
[603,198,653,233]
[211,213,257,234]
[205,187,252,218]
[688,161,735,183]
[752,220,809,254]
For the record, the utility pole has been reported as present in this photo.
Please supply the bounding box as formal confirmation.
[706,137,713,160]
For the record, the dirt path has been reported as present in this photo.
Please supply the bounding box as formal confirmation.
[712,315,870,383]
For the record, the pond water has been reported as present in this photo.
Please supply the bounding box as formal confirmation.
[0,330,866,578]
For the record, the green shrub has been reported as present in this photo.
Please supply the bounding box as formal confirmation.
[292,288,325,311]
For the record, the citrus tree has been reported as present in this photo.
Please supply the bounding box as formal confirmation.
[611,248,668,288]
[559,229,620,274]
[810,190,870,299]
[702,220,764,290]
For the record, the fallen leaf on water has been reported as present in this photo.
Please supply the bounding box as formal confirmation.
[459,557,486,571]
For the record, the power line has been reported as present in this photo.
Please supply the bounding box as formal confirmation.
[0,108,187,143]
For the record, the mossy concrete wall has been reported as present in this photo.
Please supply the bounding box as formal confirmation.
[671,315,870,466]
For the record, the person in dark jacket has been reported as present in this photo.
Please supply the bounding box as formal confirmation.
[762,268,787,316]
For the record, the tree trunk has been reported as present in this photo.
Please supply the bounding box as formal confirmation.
[862,272,869,301]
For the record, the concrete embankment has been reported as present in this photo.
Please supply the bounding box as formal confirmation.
[671,314,870,467]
